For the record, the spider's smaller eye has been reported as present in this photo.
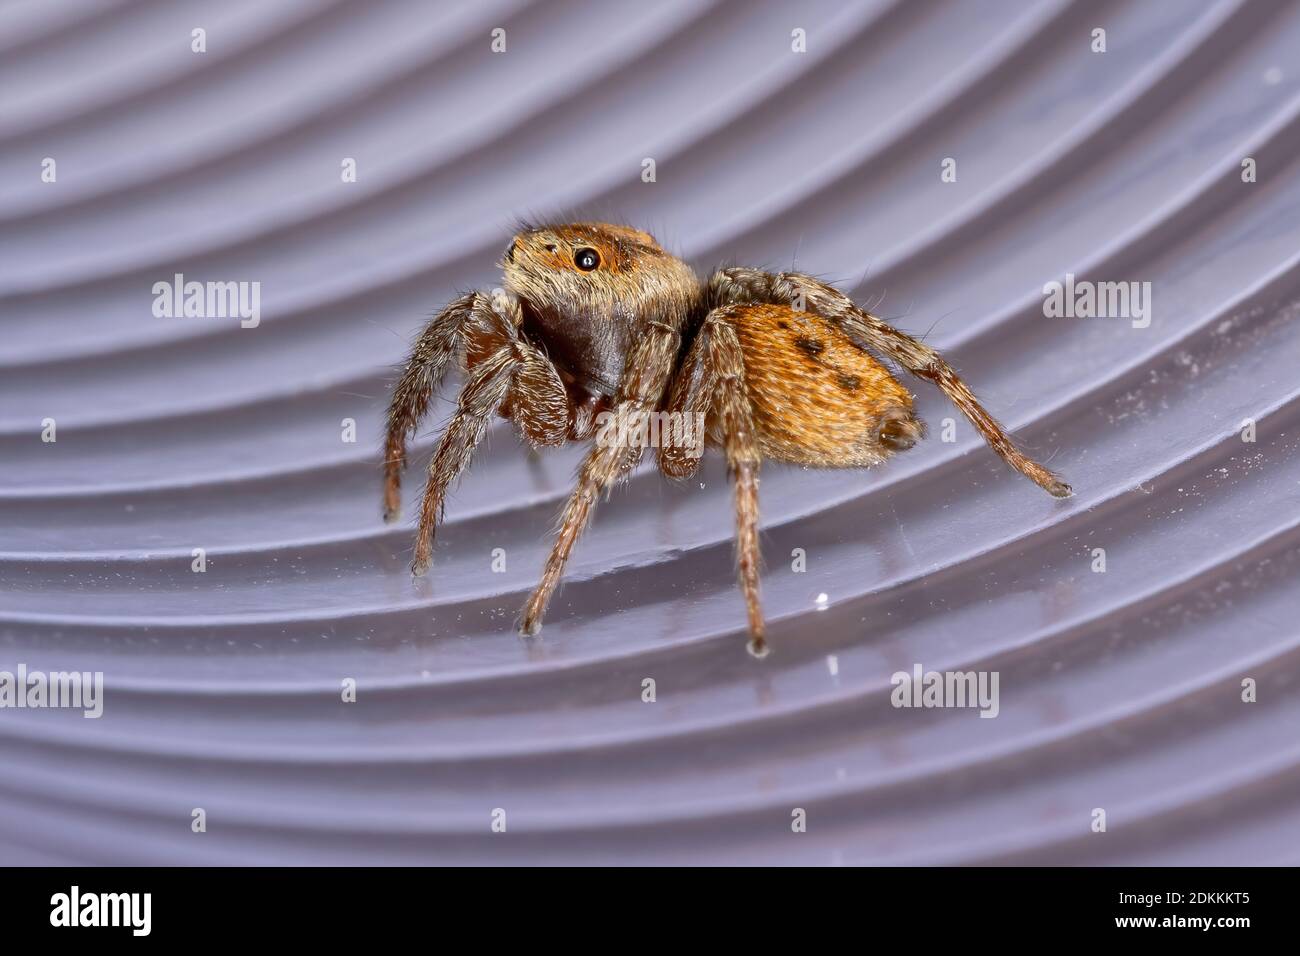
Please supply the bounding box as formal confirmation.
[574,247,600,272]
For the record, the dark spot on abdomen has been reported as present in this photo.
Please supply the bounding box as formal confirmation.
[794,335,825,359]
[835,373,861,391]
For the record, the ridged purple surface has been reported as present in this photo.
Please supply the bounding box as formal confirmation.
[2,0,1299,865]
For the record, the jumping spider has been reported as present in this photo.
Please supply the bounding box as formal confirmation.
[382,222,1071,657]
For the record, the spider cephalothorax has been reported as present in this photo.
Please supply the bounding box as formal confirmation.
[382,222,1070,657]
[502,223,699,402]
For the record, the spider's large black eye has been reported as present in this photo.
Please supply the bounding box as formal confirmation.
[574,247,600,271]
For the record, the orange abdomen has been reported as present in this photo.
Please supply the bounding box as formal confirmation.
[721,303,922,468]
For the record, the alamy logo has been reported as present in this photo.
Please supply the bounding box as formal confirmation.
[595,409,705,456]
[152,273,261,328]
[890,663,999,718]
[1042,273,1151,329]
[50,886,151,936]
[0,664,103,718]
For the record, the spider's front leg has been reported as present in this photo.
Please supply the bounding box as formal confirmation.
[403,293,568,575]
[706,268,1072,498]
[382,292,480,523]
[518,322,682,636]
